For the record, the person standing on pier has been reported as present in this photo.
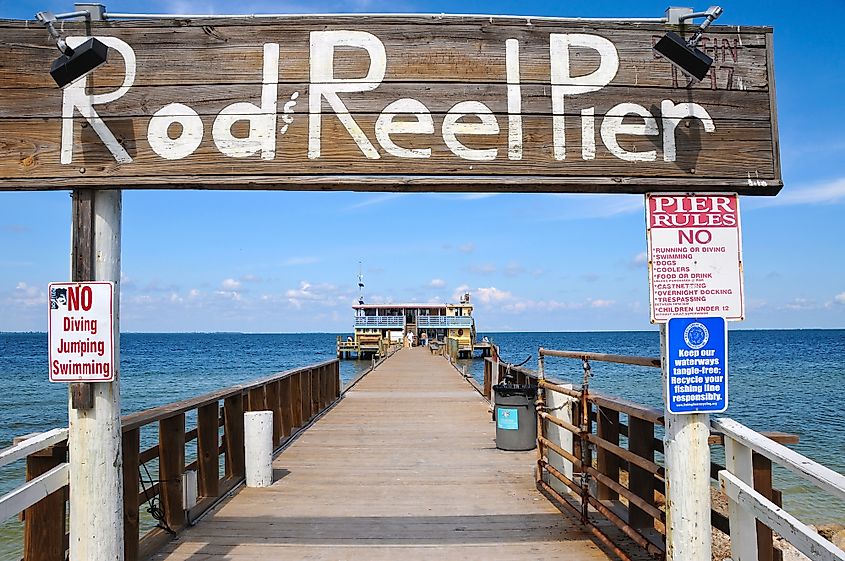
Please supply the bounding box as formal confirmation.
[406,331,415,348]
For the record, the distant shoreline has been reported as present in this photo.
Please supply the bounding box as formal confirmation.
[3,327,845,336]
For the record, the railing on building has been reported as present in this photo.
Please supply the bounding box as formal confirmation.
[354,316,404,328]
[417,316,473,329]
[0,359,341,561]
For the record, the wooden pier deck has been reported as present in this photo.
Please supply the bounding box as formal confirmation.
[153,347,612,560]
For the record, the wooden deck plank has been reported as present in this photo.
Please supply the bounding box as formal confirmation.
[153,348,614,560]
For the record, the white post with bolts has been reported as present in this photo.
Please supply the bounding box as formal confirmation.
[67,190,124,561]
[661,323,712,561]
[244,411,274,487]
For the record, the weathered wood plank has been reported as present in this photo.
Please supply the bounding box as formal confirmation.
[22,445,66,561]
[0,20,769,89]
[0,84,773,119]
[0,16,778,194]
[223,394,245,480]
[122,429,140,561]
[279,377,293,437]
[196,403,220,499]
[159,414,187,531]
[0,116,776,178]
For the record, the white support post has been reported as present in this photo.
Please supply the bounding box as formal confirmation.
[68,190,124,561]
[661,323,712,561]
[545,384,575,495]
[244,411,273,488]
[724,435,759,561]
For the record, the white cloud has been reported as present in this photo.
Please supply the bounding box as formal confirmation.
[11,282,44,307]
[221,278,241,290]
[629,252,648,268]
[782,298,818,311]
[590,299,615,308]
[429,278,446,288]
[284,281,346,309]
[451,284,471,301]
[215,290,242,301]
[753,177,845,207]
[835,292,845,305]
[475,287,512,305]
[457,242,475,254]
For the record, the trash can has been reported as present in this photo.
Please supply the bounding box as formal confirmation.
[493,384,537,451]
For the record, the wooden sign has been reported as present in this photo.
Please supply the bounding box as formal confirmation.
[0,15,781,194]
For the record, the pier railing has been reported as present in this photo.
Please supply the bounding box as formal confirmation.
[354,315,404,328]
[714,417,845,561]
[1,358,341,561]
[482,352,825,561]
[417,316,473,329]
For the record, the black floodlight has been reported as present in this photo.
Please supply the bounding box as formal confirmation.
[49,38,108,88]
[36,11,108,88]
[654,31,713,81]
[653,6,723,82]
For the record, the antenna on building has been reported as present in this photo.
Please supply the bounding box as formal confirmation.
[357,261,365,305]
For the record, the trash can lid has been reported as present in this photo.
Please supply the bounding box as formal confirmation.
[492,384,537,398]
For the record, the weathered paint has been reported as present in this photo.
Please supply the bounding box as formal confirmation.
[0,16,780,193]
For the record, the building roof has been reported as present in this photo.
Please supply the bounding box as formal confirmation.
[353,302,471,309]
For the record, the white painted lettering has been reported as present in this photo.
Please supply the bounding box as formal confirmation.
[549,34,619,160]
[147,103,203,160]
[308,30,386,160]
[505,38,522,161]
[212,43,279,160]
[61,36,136,164]
[442,101,499,161]
[661,100,716,162]
[600,102,658,162]
[581,108,596,160]
[375,98,433,158]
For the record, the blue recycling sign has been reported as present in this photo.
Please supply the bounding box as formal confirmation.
[666,317,728,414]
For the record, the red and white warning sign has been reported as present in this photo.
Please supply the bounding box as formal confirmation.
[646,194,744,323]
[48,282,114,382]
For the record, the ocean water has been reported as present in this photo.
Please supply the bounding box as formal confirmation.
[0,330,843,558]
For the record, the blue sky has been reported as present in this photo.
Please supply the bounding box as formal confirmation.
[1,0,843,333]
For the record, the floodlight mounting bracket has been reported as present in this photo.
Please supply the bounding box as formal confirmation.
[665,5,724,47]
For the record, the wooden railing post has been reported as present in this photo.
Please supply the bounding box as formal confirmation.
[335,361,341,397]
[628,417,656,530]
[122,429,140,561]
[483,359,491,399]
[159,414,187,531]
[197,403,220,498]
[247,386,266,412]
[290,373,303,428]
[279,377,293,437]
[224,394,245,480]
[302,369,313,422]
[265,381,282,446]
[596,407,620,500]
[22,443,67,561]
[753,452,780,561]
[310,368,320,417]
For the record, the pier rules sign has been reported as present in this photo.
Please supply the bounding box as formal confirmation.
[48,282,114,382]
[666,317,728,414]
[647,193,744,323]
